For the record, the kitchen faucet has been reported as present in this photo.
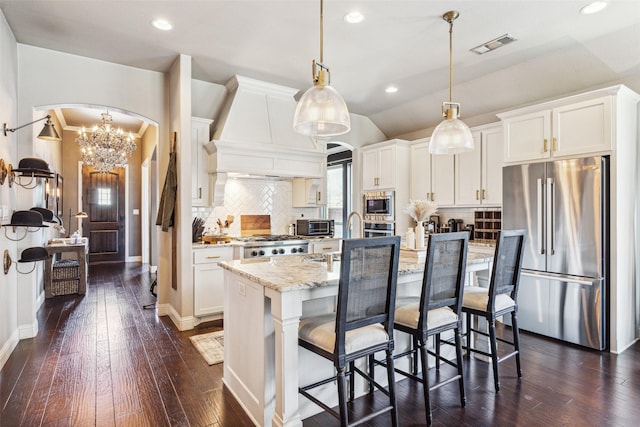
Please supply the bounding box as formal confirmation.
[346,211,364,238]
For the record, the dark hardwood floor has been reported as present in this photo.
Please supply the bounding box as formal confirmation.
[1,262,639,426]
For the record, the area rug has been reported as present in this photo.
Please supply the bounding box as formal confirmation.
[189,330,224,365]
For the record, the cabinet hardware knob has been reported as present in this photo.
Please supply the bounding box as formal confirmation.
[198,187,202,198]
[482,189,486,200]
[476,190,479,200]
[543,139,548,152]
[552,137,557,152]
[431,192,435,201]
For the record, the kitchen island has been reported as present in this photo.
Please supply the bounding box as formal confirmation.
[220,248,493,427]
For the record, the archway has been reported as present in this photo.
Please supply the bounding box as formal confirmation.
[38,104,159,266]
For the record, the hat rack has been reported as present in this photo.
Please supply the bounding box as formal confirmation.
[3,248,49,275]
[2,210,49,241]
[11,157,54,189]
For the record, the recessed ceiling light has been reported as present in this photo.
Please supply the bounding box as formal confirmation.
[385,86,398,94]
[580,1,608,15]
[344,11,364,24]
[151,18,173,31]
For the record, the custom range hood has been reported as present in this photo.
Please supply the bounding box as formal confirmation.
[208,75,327,179]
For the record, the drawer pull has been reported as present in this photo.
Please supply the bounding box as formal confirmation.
[321,247,333,250]
[206,256,221,259]
[476,190,479,200]
[543,139,548,152]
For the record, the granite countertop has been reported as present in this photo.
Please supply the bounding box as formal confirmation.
[219,249,493,293]
[192,242,234,249]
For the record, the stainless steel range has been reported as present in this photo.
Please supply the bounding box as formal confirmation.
[237,235,309,258]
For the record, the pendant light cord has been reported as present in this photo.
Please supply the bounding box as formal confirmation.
[319,0,324,63]
[448,17,453,103]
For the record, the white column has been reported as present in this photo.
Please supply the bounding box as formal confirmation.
[267,288,303,427]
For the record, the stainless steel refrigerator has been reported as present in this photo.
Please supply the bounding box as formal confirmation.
[502,156,608,350]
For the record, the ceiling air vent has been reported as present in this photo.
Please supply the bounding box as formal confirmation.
[470,33,516,55]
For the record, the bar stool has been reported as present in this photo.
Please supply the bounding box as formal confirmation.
[462,229,527,392]
[298,236,401,427]
[389,231,469,425]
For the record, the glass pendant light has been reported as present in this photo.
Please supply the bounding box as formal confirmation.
[430,10,474,155]
[293,0,351,137]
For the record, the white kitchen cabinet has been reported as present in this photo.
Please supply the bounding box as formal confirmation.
[292,178,326,207]
[409,142,431,201]
[455,124,503,206]
[193,246,234,317]
[431,153,455,207]
[309,239,341,254]
[501,95,611,164]
[409,139,454,207]
[361,140,409,190]
[192,117,213,206]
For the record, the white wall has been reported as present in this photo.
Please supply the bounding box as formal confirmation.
[191,78,226,122]
[0,9,19,370]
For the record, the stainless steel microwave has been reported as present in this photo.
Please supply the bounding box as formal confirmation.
[296,219,334,237]
[363,190,395,221]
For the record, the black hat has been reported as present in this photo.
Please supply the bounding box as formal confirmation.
[12,157,54,178]
[3,210,48,228]
[30,207,57,223]
[18,247,50,263]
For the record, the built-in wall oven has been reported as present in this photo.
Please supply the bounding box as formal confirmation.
[363,190,395,237]
[363,221,395,237]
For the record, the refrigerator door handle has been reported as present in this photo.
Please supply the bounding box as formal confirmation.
[547,177,555,255]
[537,178,545,254]
[521,270,596,286]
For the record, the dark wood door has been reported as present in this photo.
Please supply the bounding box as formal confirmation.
[82,166,126,263]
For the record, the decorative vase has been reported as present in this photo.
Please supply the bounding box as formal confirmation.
[415,222,425,249]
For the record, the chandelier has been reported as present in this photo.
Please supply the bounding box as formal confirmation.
[75,112,136,173]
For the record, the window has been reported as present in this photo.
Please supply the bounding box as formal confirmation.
[326,146,353,238]
[97,188,112,206]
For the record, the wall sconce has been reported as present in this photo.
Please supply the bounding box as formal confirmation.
[3,114,61,141]
[3,247,50,275]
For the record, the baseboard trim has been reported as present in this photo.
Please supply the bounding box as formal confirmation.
[127,256,142,263]
[18,321,38,340]
[0,329,19,371]
[193,313,223,326]
[163,304,196,331]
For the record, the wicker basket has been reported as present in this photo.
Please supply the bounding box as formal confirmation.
[51,259,80,295]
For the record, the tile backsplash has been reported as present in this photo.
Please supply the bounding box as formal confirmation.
[192,177,321,236]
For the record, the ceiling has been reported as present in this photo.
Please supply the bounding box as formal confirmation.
[55,107,149,137]
[1,0,639,138]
